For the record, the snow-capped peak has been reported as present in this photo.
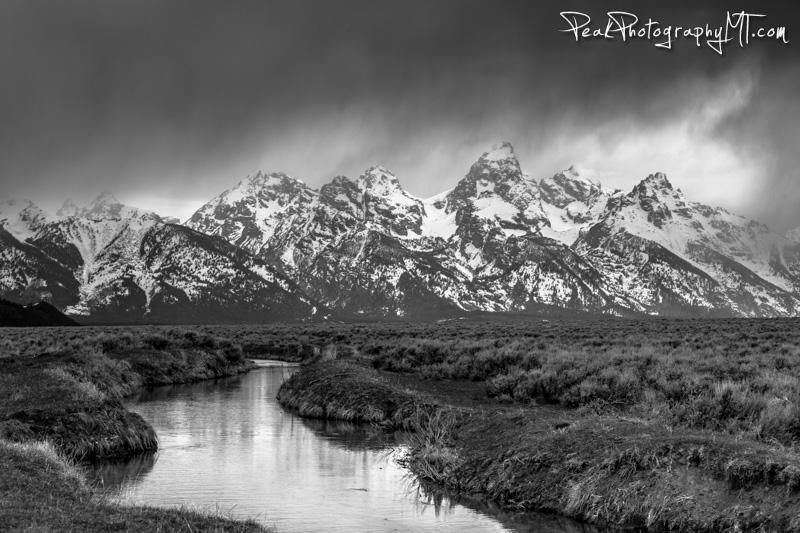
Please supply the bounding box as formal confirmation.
[540,166,613,207]
[80,191,124,220]
[56,198,79,218]
[221,171,307,202]
[78,190,162,223]
[358,166,404,196]
[538,167,616,245]
[0,197,36,213]
[248,170,304,187]
[480,142,516,163]
[86,190,120,208]
[467,142,526,187]
[638,172,673,191]
[0,198,49,241]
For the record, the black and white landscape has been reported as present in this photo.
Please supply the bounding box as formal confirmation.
[2,2,800,323]
[5,3,800,533]
[3,141,800,321]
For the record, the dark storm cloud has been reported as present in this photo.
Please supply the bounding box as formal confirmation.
[0,1,798,227]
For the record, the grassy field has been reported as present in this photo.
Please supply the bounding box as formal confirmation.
[198,317,800,445]
[9,317,800,450]
[7,317,800,531]
[273,317,800,531]
[0,325,268,533]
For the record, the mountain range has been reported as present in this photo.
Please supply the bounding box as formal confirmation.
[2,142,800,322]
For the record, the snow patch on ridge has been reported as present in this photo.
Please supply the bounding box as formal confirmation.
[539,201,584,245]
[0,198,46,242]
[420,196,457,240]
[473,196,519,223]
[481,142,515,162]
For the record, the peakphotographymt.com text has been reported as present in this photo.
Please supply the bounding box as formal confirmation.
[560,10,789,55]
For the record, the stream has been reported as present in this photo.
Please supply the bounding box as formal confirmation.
[87,361,597,532]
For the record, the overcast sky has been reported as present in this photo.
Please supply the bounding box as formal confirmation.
[1,0,798,229]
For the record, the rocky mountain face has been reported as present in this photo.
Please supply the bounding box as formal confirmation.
[184,143,800,318]
[0,194,322,322]
[3,142,799,320]
[574,173,800,316]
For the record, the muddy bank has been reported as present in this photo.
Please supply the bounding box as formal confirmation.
[278,360,800,532]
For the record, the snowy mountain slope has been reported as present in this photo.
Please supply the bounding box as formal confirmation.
[291,228,465,317]
[446,142,547,238]
[6,142,800,320]
[538,166,619,245]
[0,198,50,242]
[433,144,621,315]
[56,199,79,218]
[0,193,322,321]
[187,165,471,316]
[574,173,800,316]
[187,171,318,253]
[0,226,79,308]
[185,143,624,316]
[183,142,800,318]
[0,198,80,307]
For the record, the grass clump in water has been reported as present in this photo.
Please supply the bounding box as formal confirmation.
[277,359,435,428]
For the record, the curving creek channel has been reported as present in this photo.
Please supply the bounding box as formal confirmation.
[86,361,599,533]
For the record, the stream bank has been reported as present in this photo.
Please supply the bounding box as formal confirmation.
[278,359,800,532]
[0,328,268,533]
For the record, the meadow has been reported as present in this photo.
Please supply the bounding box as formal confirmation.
[193,316,800,446]
[272,316,800,531]
[7,317,800,444]
[5,317,800,530]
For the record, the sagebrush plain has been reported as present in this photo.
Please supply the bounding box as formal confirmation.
[5,317,800,531]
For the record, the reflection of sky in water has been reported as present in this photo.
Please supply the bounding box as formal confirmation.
[87,363,596,533]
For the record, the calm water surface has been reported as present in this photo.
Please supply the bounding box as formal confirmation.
[89,362,596,533]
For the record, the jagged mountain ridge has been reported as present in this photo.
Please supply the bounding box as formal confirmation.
[185,142,800,318]
[0,194,323,322]
[187,144,624,316]
[3,142,799,320]
[574,173,800,316]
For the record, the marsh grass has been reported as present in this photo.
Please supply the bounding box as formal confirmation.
[277,359,434,427]
[199,317,800,446]
[0,439,273,532]
[266,318,800,531]
[0,326,253,460]
[396,408,465,485]
[0,327,269,531]
[9,318,799,446]
[6,318,800,529]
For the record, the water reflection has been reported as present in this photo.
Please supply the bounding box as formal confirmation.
[88,454,157,494]
[86,363,597,532]
[299,417,400,451]
[403,477,599,533]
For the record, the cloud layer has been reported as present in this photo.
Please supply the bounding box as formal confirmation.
[0,1,797,228]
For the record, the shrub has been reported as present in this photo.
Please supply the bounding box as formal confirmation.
[142,334,171,351]
[220,341,245,363]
